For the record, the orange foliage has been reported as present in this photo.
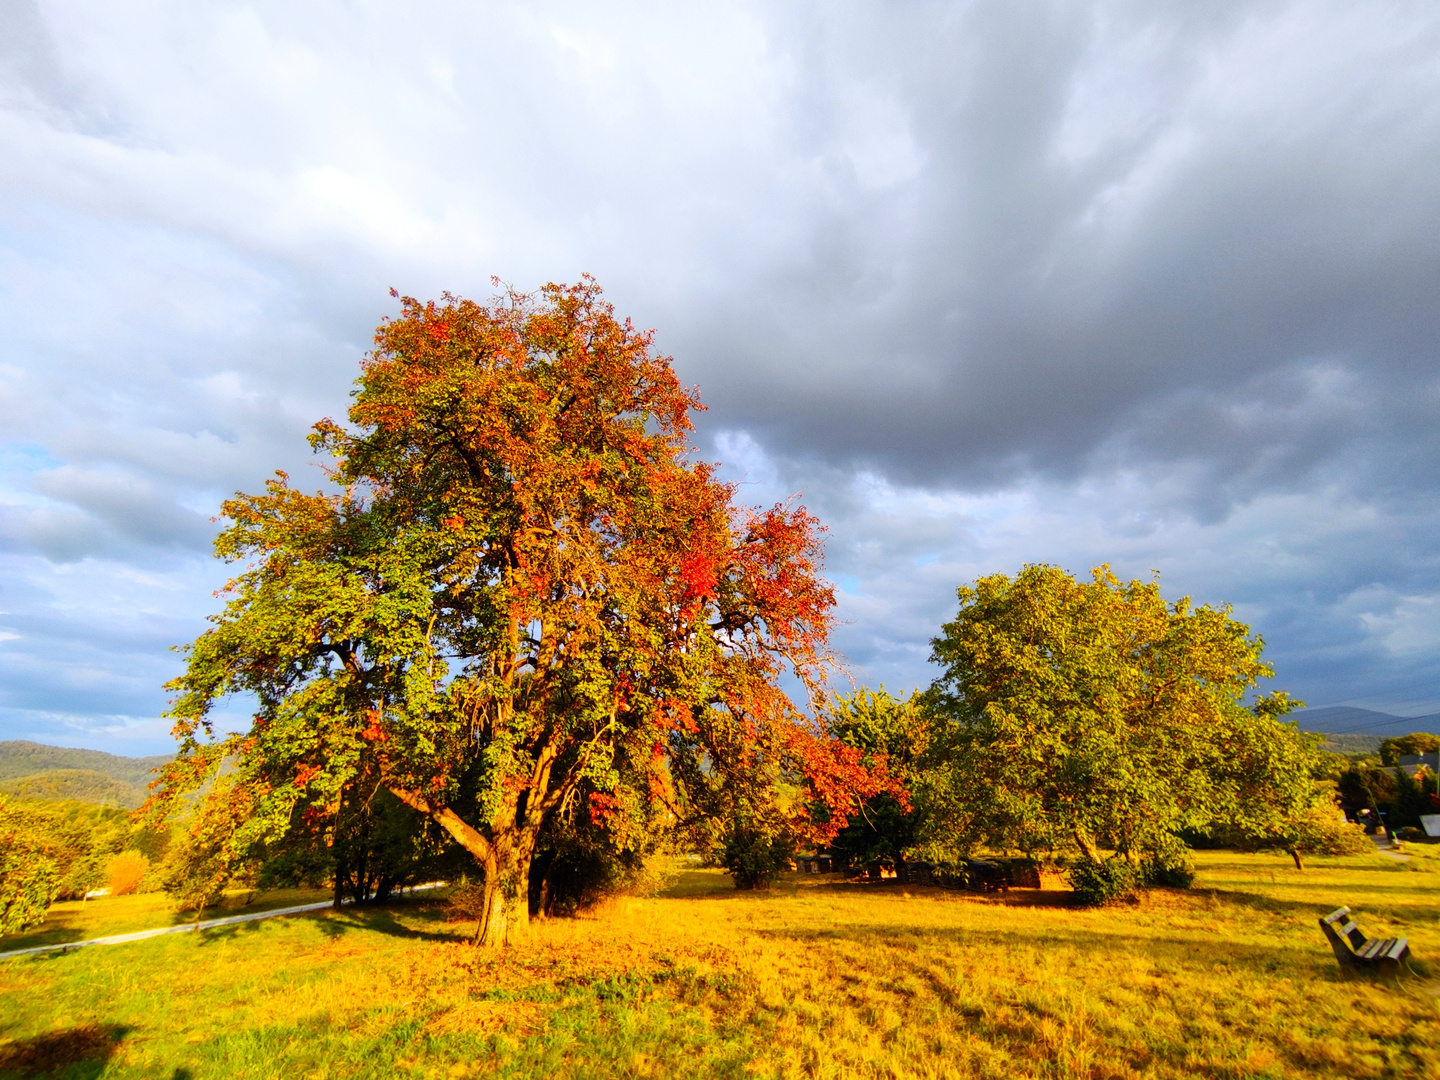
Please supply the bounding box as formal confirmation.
[107,851,148,896]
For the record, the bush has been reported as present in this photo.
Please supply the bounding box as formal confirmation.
[1139,837,1194,889]
[1141,852,1194,889]
[1307,817,1374,856]
[1067,857,1139,906]
[0,842,60,935]
[722,826,793,890]
[1398,826,1426,842]
[443,880,487,924]
[107,851,149,896]
[626,852,680,898]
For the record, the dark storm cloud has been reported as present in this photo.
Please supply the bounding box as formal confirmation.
[676,1,1440,513]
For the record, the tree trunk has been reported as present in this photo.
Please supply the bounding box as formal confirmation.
[1073,826,1101,864]
[1287,846,1304,871]
[386,783,545,950]
[474,837,535,948]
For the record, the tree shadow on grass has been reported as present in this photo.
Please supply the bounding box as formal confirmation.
[661,873,952,902]
[0,924,87,955]
[189,903,464,948]
[0,1023,130,1079]
[751,919,1341,977]
[1198,886,1440,927]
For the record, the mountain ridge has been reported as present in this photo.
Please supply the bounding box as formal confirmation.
[1293,706,1440,737]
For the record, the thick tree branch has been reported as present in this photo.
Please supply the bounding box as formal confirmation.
[388,784,493,863]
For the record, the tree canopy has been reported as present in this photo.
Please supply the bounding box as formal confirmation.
[154,280,893,945]
[924,564,1319,867]
[825,688,927,872]
[1379,733,1440,767]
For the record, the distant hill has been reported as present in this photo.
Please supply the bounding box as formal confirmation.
[1316,734,1382,755]
[1294,706,1440,738]
[0,768,150,809]
[0,741,170,784]
[0,741,170,808]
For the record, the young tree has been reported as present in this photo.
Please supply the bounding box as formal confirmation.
[0,797,60,934]
[924,564,1310,872]
[154,280,891,946]
[1208,693,1367,869]
[826,688,927,872]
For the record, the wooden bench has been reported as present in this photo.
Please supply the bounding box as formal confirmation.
[1319,907,1410,974]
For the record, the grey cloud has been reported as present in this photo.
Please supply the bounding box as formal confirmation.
[32,465,213,548]
[708,406,1440,706]
[0,466,215,561]
[669,1,1440,520]
[0,502,106,561]
[3,0,1440,748]
[0,0,82,117]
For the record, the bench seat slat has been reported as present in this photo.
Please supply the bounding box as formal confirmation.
[1357,938,1388,960]
[1385,938,1409,960]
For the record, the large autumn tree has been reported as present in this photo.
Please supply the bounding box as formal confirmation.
[924,564,1322,869]
[154,279,891,946]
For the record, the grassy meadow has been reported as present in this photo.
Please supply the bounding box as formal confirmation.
[1,850,1438,1079]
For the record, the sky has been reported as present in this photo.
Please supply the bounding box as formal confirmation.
[2,0,1439,754]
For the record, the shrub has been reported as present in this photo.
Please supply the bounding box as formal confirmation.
[627,852,680,898]
[1139,836,1194,889]
[721,826,793,890]
[1067,857,1139,906]
[0,842,60,935]
[1307,817,1374,856]
[444,880,487,924]
[1141,852,1195,889]
[107,851,149,896]
[1398,826,1426,842]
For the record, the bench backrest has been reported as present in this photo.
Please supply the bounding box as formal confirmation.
[1319,906,1369,966]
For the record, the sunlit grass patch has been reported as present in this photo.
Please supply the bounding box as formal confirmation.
[1,852,1438,1077]
[0,886,334,954]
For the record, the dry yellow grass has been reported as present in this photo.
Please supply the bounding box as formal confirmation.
[0,850,1437,1078]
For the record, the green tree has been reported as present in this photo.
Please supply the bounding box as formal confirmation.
[1379,733,1440,767]
[160,773,259,913]
[720,820,794,889]
[253,775,467,906]
[826,688,927,872]
[1208,693,1369,868]
[924,564,1311,878]
[1387,767,1436,830]
[0,796,60,935]
[154,281,892,946]
[0,797,154,902]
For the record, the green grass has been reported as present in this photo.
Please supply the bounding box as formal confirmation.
[0,888,334,953]
[1,851,1438,1078]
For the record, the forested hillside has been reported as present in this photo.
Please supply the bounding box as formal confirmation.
[0,742,171,809]
[0,770,150,809]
